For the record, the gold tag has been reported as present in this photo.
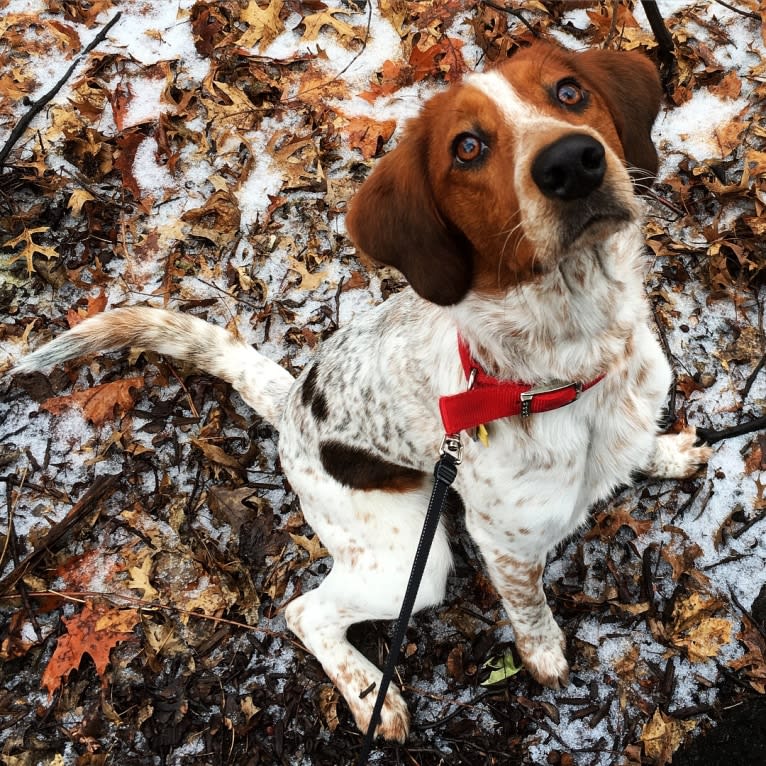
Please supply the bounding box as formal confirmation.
[477,423,490,448]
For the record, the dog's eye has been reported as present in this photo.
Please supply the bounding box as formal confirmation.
[556,80,586,107]
[453,133,485,165]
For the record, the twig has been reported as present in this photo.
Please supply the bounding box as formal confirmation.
[711,0,761,21]
[729,586,766,642]
[696,415,766,445]
[0,474,119,596]
[0,12,122,167]
[640,0,676,82]
[482,1,539,37]
[743,352,766,400]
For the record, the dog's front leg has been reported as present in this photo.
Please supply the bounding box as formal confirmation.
[465,512,569,689]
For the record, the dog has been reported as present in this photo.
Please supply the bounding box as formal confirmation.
[11,42,711,743]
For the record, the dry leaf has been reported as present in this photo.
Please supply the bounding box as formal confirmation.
[127,552,159,601]
[41,603,138,699]
[2,226,59,274]
[584,507,652,541]
[640,709,697,765]
[668,593,732,662]
[289,533,328,562]
[40,377,145,426]
[300,8,361,45]
[318,685,340,733]
[345,116,396,159]
[239,0,284,50]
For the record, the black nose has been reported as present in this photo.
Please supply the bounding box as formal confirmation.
[531,134,606,201]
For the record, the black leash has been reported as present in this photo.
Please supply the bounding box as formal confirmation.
[356,436,462,766]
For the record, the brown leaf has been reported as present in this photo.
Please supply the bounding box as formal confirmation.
[114,130,150,208]
[67,288,108,328]
[41,377,145,426]
[110,81,134,132]
[409,37,466,83]
[668,593,732,662]
[41,603,138,699]
[239,0,284,50]
[640,709,697,765]
[710,71,742,99]
[345,116,396,159]
[584,507,653,541]
[300,8,362,45]
[2,226,59,274]
[318,685,340,733]
[360,59,412,103]
[289,533,328,562]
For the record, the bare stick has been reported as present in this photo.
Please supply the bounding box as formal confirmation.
[0,12,122,167]
[0,474,119,595]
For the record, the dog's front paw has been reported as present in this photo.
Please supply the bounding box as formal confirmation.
[350,684,410,744]
[522,639,570,689]
[650,427,711,479]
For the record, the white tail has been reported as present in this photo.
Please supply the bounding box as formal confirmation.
[12,307,294,428]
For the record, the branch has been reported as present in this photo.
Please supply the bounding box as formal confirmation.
[482,1,539,37]
[0,474,119,596]
[696,415,766,445]
[0,12,122,167]
[640,0,676,83]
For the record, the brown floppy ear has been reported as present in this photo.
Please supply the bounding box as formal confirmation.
[345,116,473,306]
[574,49,663,183]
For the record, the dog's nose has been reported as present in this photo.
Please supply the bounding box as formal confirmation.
[531,134,606,201]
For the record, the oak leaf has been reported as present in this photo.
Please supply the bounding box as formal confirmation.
[346,116,396,159]
[41,603,138,699]
[640,709,696,765]
[127,553,159,601]
[300,8,361,45]
[239,0,284,50]
[41,377,145,426]
[409,37,466,83]
[584,507,652,541]
[2,226,59,274]
[289,533,328,562]
[67,288,108,327]
[668,593,732,662]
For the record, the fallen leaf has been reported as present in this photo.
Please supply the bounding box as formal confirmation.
[668,593,732,662]
[289,532,328,562]
[1,226,59,274]
[239,0,284,50]
[584,507,653,541]
[300,8,361,45]
[640,708,697,765]
[318,685,340,733]
[345,115,396,159]
[127,552,159,601]
[480,650,522,686]
[40,377,145,426]
[41,603,139,699]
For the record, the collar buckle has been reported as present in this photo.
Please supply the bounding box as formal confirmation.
[520,380,583,418]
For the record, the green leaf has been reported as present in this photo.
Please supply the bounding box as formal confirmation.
[480,651,522,686]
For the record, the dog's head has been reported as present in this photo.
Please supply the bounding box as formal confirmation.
[346,42,662,306]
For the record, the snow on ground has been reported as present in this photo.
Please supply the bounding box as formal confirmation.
[1,1,764,765]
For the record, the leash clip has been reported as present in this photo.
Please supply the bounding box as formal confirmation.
[440,433,463,464]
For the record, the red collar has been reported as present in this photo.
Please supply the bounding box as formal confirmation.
[438,335,605,435]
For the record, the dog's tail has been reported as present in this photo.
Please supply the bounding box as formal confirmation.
[11,307,294,428]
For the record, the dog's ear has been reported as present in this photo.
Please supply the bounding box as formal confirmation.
[346,115,473,306]
[575,49,663,182]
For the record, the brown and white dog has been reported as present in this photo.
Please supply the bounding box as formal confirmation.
[12,43,710,742]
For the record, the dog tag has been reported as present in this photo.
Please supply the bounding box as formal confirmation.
[477,423,490,448]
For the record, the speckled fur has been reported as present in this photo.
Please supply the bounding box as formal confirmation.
[13,44,711,743]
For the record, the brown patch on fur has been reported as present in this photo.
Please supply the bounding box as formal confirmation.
[319,441,426,492]
[346,41,660,305]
